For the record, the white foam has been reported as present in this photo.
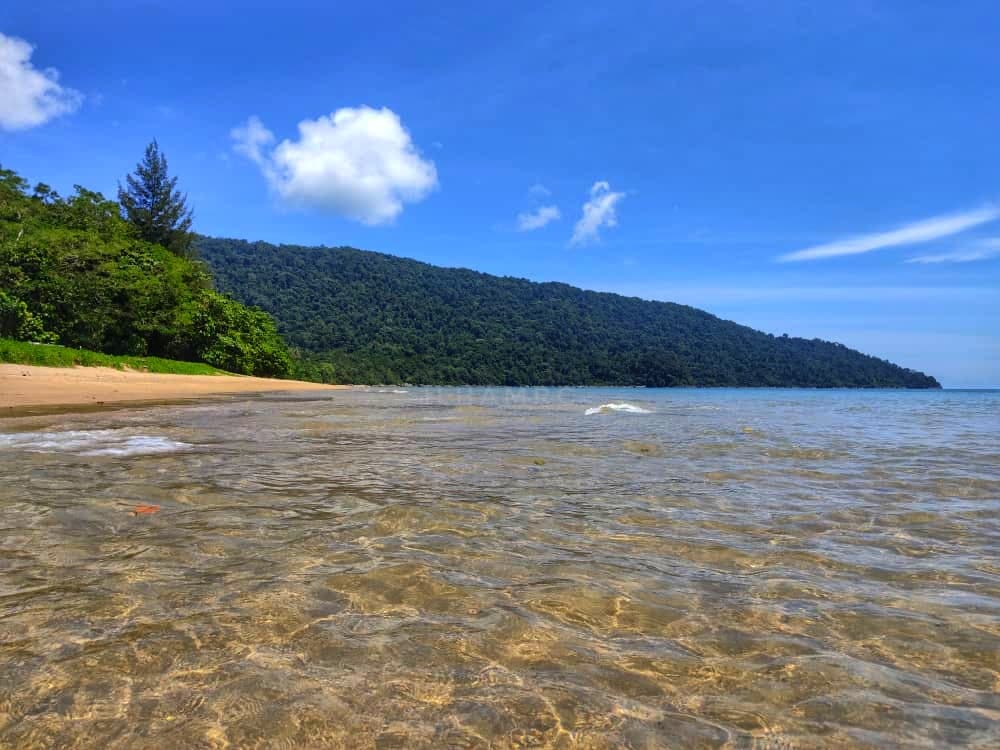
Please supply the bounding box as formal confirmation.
[584,403,652,416]
[0,429,191,456]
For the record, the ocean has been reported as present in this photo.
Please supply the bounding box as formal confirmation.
[1,387,998,748]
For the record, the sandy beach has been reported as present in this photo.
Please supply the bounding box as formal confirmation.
[0,364,346,410]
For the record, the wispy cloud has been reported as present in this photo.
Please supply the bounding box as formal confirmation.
[529,183,551,198]
[906,238,1000,264]
[586,283,995,305]
[231,115,274,164]
[571,181,625,245]
[778,205,1000,262]
[517,205,560,231]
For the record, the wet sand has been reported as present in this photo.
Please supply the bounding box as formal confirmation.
[0,364,346,410]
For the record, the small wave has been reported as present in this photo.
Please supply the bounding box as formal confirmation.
[584,403,652,416]
[0,429,191,456]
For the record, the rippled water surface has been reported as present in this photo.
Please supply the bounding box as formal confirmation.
[1,387,998,748]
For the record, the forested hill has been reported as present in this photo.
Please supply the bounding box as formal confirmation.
[197,237,941,388]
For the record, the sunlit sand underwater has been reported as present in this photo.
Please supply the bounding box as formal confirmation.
[1,387,998,748]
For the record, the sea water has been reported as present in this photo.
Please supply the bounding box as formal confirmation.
[1,388,997,748]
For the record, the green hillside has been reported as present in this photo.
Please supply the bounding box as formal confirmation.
[197,237,941,388]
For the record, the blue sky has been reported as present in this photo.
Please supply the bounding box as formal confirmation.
[2,1,997,386]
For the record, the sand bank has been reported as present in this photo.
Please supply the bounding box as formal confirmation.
[0,364,346,410]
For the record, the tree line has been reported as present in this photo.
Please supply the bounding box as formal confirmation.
[1,142,942,388]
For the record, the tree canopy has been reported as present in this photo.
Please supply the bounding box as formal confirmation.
[197,236,941,388]
[117,140,194,257]
[0,164,291,377]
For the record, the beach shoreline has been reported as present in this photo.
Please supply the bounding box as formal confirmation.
[0,364,346,412]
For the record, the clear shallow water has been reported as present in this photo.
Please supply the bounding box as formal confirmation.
[0,387,997,749]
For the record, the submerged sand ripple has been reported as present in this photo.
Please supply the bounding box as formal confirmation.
[0,387,998,748]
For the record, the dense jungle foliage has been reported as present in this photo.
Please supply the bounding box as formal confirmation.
[198,237,940,388]
[0,166,291,377]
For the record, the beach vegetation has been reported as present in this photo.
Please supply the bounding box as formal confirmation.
[0,162,291,377]
[0,337,226,375]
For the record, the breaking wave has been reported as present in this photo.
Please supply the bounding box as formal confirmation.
[0,429,192,456]
[584,402,652,416]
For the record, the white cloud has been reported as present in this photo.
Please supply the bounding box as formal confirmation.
[0,32,82,130]
[231,115,274,164]
[529,183,551,198]
[231,106,438,225]
[517,204,561,231]
[906,238,1000,264]
[778,205,1000,262]
[571,181,625,245]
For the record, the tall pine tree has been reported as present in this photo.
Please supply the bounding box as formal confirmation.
[118,140,194,257]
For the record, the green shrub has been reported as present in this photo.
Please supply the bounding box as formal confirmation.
[192,291,292,377]
[0,290,57,343]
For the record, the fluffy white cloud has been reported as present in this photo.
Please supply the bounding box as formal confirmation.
[517,204,561,231]
[0,32,82,130]
[231,106,438,225]
[778,205,1000,262]
[571,181,625,245]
